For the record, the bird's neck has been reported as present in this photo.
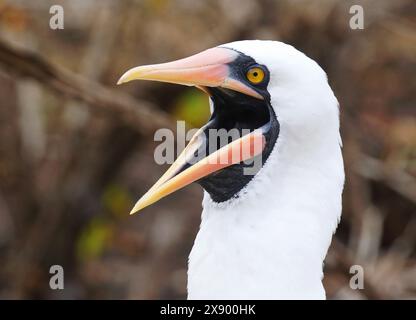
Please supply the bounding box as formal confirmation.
[188,134,344,299]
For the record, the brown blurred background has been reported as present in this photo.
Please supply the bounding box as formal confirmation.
[0,0,415,299]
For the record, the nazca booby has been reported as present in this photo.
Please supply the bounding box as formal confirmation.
[118,40,345,299]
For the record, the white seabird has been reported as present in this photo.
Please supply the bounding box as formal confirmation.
[118,40,345,299]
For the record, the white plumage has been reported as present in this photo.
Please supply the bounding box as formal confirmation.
[187,41,344,299]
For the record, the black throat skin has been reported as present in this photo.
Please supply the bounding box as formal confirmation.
[197,88,280,203]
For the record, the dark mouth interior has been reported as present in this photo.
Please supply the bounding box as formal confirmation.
[203,87,270,147]
[193,86,279,203]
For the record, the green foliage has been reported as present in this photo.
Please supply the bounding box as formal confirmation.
[102,184,133,218]
[172,89,210,128]
[76,218,112,262]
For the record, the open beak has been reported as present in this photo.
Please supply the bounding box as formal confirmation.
[117,47,265,214]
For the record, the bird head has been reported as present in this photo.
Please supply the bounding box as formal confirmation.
[118,40,340,214]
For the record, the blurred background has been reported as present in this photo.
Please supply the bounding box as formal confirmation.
[0,0,415,299]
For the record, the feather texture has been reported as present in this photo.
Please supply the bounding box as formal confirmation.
[187,41,344,299]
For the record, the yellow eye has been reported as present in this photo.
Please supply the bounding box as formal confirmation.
[246,67,265,84]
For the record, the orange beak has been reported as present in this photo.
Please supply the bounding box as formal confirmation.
[117,47,265,214]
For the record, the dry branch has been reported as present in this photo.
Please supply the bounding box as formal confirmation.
[0,39,174,135]
[354,154,416,205]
